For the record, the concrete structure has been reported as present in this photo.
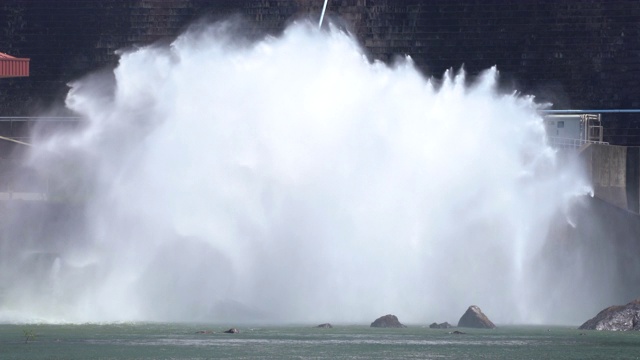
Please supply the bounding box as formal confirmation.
[545,115,582,140]
[544,113,605,149]
[580,143,640,214]
[0,1,639,214]
[0,0,639,144]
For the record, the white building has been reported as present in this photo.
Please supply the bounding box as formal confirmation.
[543,113,604,149]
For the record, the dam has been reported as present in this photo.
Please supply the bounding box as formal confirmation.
[1,1,639,201]
[0,1,639,325]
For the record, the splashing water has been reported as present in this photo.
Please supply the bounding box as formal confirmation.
[0,21,592,324]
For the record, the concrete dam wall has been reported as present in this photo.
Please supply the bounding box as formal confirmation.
[581,143,640,214]
[1,0,639,144]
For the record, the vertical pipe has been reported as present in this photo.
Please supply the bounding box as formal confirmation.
[318,0,329,28]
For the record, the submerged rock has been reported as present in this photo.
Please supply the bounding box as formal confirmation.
[316,323,333,328]
[457,305,496,329]
[450,330,466,335]
[579,298,640,331]
[429,322,453,329]
[370,314,407,328]
[223,328,240,334]
[195,330,213,334]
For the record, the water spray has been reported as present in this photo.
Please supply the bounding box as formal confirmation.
[0,20,599,325]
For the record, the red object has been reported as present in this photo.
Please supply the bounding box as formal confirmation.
[0,52,30,78]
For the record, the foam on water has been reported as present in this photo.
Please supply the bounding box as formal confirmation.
[0,20,592,324]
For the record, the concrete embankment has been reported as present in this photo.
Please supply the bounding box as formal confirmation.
[581,144,640,214]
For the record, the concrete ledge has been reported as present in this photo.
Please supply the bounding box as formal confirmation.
[580,144,640,214]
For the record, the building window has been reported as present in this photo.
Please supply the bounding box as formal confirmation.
[557,121,564,128]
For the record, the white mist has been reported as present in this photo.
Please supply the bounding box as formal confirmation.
[3,21,591,324]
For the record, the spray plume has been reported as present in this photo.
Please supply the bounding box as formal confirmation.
[0,20,594,324]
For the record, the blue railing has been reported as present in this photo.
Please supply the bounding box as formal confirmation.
[541,109,640,114]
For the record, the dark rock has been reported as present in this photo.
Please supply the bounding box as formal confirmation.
[579,298,640,331]
[195,330,213,334]
[450,330,466,335]
[370,314,407,328]
[457,305,496,329]
[429,322,453,329]
[316,323,333,328]
[223,328,240,334]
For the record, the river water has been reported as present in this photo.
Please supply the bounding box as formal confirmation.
[1,323,639,359]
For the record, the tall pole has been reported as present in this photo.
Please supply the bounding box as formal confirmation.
[318,0,329,28]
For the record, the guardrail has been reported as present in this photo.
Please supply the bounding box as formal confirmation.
[0,116,83,146]
[547,136,609,150]
[0,192,47,201]
[0,116,82,123]
[541,109,640,114]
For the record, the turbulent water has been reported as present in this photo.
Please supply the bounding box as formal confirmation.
[3,324,640,360]
[0,20,595,324]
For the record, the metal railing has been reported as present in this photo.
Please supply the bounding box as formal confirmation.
[0,191,47,201]
[0,116,82,122]
[0,116,82,146]
[547,136,609,150]
[541,109,640,114]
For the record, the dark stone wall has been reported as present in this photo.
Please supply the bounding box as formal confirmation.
[1,0,639,143]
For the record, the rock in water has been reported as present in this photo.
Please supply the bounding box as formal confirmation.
[457,305,496,329]
[429,322,453,329]
[316,323,333,328]
[370,314,407,328]
[579,298,640,331]
[223,328,240,334]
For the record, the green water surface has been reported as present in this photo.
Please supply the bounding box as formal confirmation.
[1,323,639,359]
